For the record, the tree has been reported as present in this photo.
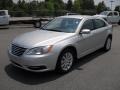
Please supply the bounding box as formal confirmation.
[38,2,46,10]
[73,0,81,13]
[17,0,22,9]
[30,0,39,10]
[96,1,108,13]
[0,0,7,9]
[45,1,54,11]
[66,0,73,11]
[54,0,65,10]
[88,0,95,9]
[8,0,14,6]
[115,6,120,12]
[0,0,14,10]
[81,0,95,10]
[45,0,50,2]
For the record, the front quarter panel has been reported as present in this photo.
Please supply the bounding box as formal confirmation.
[52,35,79,61]
[106,25,113,37]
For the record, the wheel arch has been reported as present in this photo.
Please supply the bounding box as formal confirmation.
[107,34,112,40]
[55,45,77,73]
[59,45,77,60]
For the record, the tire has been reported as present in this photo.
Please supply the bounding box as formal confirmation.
[34,21,41,28]
[118,20,120,25]
[55,49,75,73]
[103,37,112,51]
[5,25,9,29]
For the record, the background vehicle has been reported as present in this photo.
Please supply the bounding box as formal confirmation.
[8,15,113,73]
[95,11,120,25]
[0,10,10,26]
[33,13,79,28]
[66,13,79,15]
[32,17,53,28]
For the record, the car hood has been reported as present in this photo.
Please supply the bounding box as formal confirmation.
[94,15,107,18]
[12,30,75,48]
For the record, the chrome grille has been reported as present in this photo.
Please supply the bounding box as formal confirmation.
[11,44,27,56]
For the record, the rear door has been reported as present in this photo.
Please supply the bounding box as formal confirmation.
[113,12,119,23]
[107,12,114,23]
[92,19,108,47]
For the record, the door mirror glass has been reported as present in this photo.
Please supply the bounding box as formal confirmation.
[81,29,91,34]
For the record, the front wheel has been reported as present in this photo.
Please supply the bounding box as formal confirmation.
[103,37,112,51]
[33,21,41,28]
[55,49,75,73]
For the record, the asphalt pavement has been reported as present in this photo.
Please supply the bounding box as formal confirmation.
[0,25,120,90]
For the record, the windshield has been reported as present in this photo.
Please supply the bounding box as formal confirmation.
[41,18,81,33]
[100,11,109,15]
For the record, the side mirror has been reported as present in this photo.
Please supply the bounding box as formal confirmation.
[80,29,91,34]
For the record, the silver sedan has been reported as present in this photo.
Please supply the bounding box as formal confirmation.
[8,15,113,73]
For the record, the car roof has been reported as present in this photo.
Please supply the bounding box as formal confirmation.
[0,10,8,13]
[59,15,94,19]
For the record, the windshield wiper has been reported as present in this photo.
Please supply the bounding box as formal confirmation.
[40,27,63,32]
[48,29,63,32]
[43,28,63,32]
[40,27,46,30]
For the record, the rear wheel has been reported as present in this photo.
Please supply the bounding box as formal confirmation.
[34,21,41,28]
[118,20,120,25]
[56,49,75,73]
[103,37,112,51]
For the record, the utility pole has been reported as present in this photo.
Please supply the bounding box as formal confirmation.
[110,0,114,11]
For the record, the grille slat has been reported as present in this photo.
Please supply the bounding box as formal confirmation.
[11,44,27,56]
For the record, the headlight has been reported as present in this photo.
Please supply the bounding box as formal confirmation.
[26,45,53,55]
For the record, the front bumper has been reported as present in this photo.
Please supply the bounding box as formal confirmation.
[8,51,58,72]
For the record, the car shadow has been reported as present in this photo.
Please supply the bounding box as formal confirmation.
[5,49,107,85]
[72,49,106,70]
[0,26,9,29]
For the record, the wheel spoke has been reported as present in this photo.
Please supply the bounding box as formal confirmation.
[61,52,73,71]
[106,38,111,50]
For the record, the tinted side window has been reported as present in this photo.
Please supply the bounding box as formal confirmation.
[0,11,5,16]
[108,12,113,16]
[114,12,118,16]
[81,19,94,30]
[94,19,107,29]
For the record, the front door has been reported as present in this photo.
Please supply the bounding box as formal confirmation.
[76,19,95,58]
[107,12,114,23]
